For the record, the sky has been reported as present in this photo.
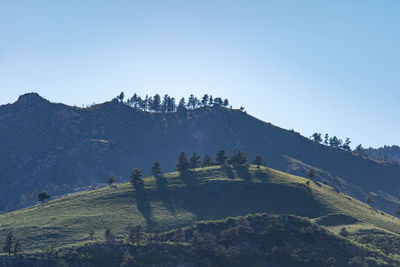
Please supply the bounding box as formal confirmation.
[0,0,399,148]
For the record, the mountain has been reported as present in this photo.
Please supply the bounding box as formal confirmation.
[363,145,400,164]
[1,93,400,215]
[1,166,400,266]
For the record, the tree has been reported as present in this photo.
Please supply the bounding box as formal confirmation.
[176,152,190,173]
[355,144,364,153]
[228,150,248,165]
[3,232,14,257]
[307,169,316,180]
[223,99,229,107]
[329,136,342,148]
[167,97,176,113]
[151,94,161,112]
[38,192,50,203]
[177,97,186,112]
[252,155,265,168]
[216,150,228,165]
[161,94,169,113]
[342,138,351,151]
[127,225,144,244]
[239,106,245,112]
[120,250,137,267]
[214,97,223,106]
[130,168,143,187]
[311,133,322,143]
[117,92,125,103]
[201,94,209,107]
[151,161,162,177]
[107,176,116,187]
[324,134,329,145]
[202,154,214,167]
[209,96,213,106]
[187,94,196,109]
[13,239,21,256]
[189,153,201,169]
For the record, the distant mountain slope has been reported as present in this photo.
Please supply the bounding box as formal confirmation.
[1,165,400,252]
[364,145,400,164]
[1,93,400,214]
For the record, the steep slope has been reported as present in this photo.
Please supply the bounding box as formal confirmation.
[1,93,400,214]
[1,165,400,253]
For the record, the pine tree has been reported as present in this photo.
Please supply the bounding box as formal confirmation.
[130,168,143,187]
[107,176,116,187]
[311,133,322,143]
[176,152,190,172]
[167,97,176,113]
[202,154,214,167]
[342,138,352,151]
[38,192,50,203]
[201,94,209,107]
[190,153,201,169]
[117,92,125,103]
[214,97,223,106]
[228,150,248,165]
[187,94,196,109]
[324,134,329,145]
[152,94,161,112]
[252,155,265,168]
[120,250,137,267]
[127,225,144,244]
[151,161,162,177]
[177,97,186,112]
[161,94,169,113]
[216,150,228,165]
[223,99,229,107]
[209,96,213,106]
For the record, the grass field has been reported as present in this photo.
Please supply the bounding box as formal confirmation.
[1,164,400,253]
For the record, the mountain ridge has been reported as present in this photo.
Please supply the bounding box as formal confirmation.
[1,93,400,215]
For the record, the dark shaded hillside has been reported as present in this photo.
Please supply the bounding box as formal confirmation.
[3,214,397,267]
[1,93,400,213]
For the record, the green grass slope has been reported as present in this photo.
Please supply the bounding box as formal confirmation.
[1,165,400,253]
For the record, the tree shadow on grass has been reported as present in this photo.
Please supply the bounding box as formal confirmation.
[135,181,154,229]
[155,175,176,215]
[179,170,199,188]
[233,165,252,181]
[222,165,235,179]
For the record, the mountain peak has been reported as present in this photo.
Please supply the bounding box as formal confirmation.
[15,92,49,106]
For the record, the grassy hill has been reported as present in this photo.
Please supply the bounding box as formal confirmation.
[1,165,400,256]
[6,213,400,267]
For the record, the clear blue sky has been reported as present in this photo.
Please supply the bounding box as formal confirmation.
[1,0,399,148]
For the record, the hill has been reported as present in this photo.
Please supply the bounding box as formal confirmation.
[2,93,400,215]
[1,165,400,255]
[3,214,399,267]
